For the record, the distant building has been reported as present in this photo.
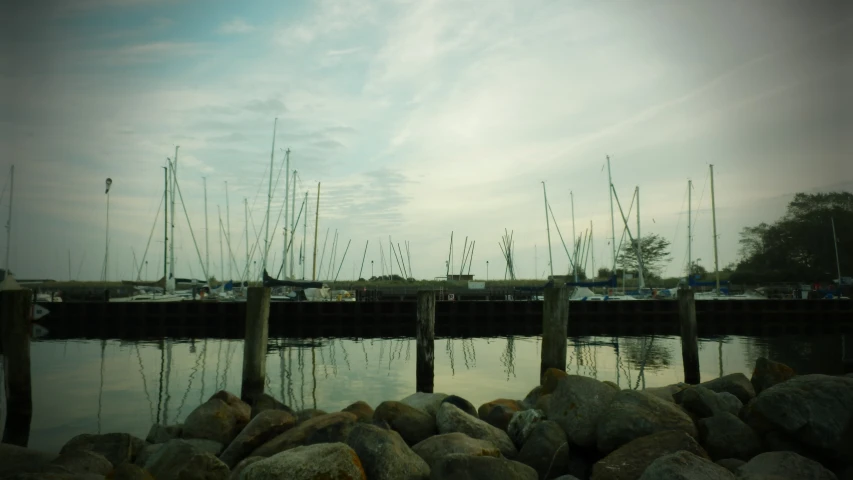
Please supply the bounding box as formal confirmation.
[446,274,475,281]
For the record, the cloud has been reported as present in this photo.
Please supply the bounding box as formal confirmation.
[311,139,345,150]
[218,18,256,35]
[243,98,286,114]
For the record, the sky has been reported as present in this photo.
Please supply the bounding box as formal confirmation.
[2,0,852,282]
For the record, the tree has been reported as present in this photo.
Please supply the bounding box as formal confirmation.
[597,267,613,279]
[616,234,672,278]
[688,260,707,278]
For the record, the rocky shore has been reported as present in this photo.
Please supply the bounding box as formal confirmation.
[2,357,851,479]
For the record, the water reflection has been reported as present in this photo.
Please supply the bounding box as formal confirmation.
[3,332,845,453]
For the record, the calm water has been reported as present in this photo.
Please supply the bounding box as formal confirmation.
[1,333,846,452]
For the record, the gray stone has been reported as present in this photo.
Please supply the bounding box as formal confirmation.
[436,402,517,458]
[49,449,113,475]
[737,451,838,480]
[401,392,449,418]
[229,457,263,480]
[638,450,736,480]
[249,393,294,419]
[346,423,430,480]
[249,411,357,457]
[698,412,762,461]
[715,458,745,474]
[644,383,689,403]
[508,409,546,448]
[717,392,743,415]
[543,375,619,449]
[59,433,146,466]
[480,404,517,432]
[522,385,544,410]
[676,385,742,418]
[110,462,154,480]
[133,443,162,467]
[412,433,501,469]
[430,453,538,480]
[517,421,569,480]
[294,408,327,424]
[596,390,698,453]
[554,476,582,480]
[591,430,709,480]
[183,439,225,456]
[142,439,229,480]
[441,395,478,418]
[240,442,366,480]
[182,391,251,445]
[0,443,58,476]
[541,368,569,394]
[219,409,296,467]
[342,400,375,423]
[751,357,796,395]
[699,373,755,404]
[743,374,853,461]
[375,400,438,446]
[146,423,183,444]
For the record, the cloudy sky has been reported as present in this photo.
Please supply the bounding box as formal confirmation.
[2,0,851,282]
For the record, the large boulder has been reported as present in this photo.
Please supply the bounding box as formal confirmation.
[751,357,796,395]
[110,462,155,480]
[374,401,438,445]
[522,385,545,410]
[508,409,546,448]
[133,444,162,468]
[183,439,225,456]
[675,386,741,418]
[229,457,264,480]
[219,409,297,467]
[182,391,251,445]
[294,409,327,424]
[591,430,708,480]
[142,439,229,480]
[249,411,357,457]
[643,383,688,403]
[49,449,113,476]
[543,375,618,449]
[346,423,430,480]
[146,424,182,444]
[412,433,501,468]
[638,450,736,480]
[436,403,517,458]
[516,421,570,480]
[249,393,294,419]
[737,451,838,480]
[596,390,698,453]
[478,399,524,431]
[430,453,538,480]
[699,373,755,404]
[240,442,366,480]
[541,368,569,394]
[697,413,762,461]
[742,374,853,461]
[60,433,146,466]
[343,401,375,423]
[401,392,449,417]
[0,443,58,476]
[441,395,478,418]
[715,458,745,474]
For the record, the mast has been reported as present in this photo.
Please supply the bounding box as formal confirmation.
[170,147,178,283]
[225,181,231,281]
[290,169,297,278]
[244,198,249,283]
[542,182,554,279]
[832,217,842,287]
[312,182,320,281]
[571,190,577,282]
[163,166,168,283]
[607,155,617,270]
[264,119,277,278]
[688,179,692,279]
[104,178,111,282]
[282,149,290,279]
[302,191,308,279]
[218,205,223,283]
[590,221,595,279]
[203,177,209,282]
[4,165,12,275]
[636,186,644,289]
[710,164,720,292]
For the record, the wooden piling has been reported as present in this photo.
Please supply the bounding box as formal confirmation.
[540,286,569,378]
[416,290,436,393]
[678,288,700,384]
[241,287,270,403]
[1,289,33,446]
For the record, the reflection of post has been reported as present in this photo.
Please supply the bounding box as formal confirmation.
[678,289,700,384]
[1,289,33,446]
[843,334,852,374]
[541,286,569,378]
[241,287,270,403]
[416,291,436,393]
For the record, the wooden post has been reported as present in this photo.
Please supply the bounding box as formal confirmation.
[540,286,569,378]
[678,288,700,384]
[416,291,436,393]
[241,287,270,403]
[1,289,33,446]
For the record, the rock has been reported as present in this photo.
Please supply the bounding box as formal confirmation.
[374,401,438,445]
[229,457,264,480]
[676,386,742,418]
[60,433,146,466]
[697,412,762,461]
[644,383,689,404]
[566,450,591,480]
[441,395,478,418]
[294,408,327,424]
[591,430,709,480]
[249,393,294,419]
[50,449,113,475]
[142,439,229,480]
[401,392,449,418]
[249,411,357,457]
[603,381,620,391]
[751,357,796,395]
[109,463,155,480]
[183,391,251,445]
[480,404,517,432]
[437,402,517,458]
[536,394,553,412]
[743,374,853,461]
[638,450,736,480]
[554,476,582,480]
[596,390,698,453]
[346,423,430,480]
[0,443,58,475]
[699,373,755,404]
[522,385,544,410]
[517,421,570,480]
[240,442,366,480]
[737,451,838,480]
[715,458,745,474]
[430,453,538,480]
[183,439,225,456]
[717,392,743,415]
[343,401,375,423]
[133,444,162,467]
[412,433,501,468]
[542,368,569,394]
[145,424,183,444]
[219,409,296,468]
[508,409,546,448]
[544,375,618,449]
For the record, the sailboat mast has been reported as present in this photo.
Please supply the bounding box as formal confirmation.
[4,165,12,274]
[244,198,249,282]
[710,164,720,292]
[203,177,209,282]
[282,149,290,279]
[688,179,692,279]
[571,190,577,282]
[225,181,231,281]
[218,205,223,282]
[832,217,842,287]
[590,220,595,279]
[607,155,617,271]
[636,186,644,289]
[290,170,297,278]
[163,166,168,282]
[312,182,320,281]
[170,147,178,282]
[264,119,277,278]
[302,191,308,279]
[542,182,554,279]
